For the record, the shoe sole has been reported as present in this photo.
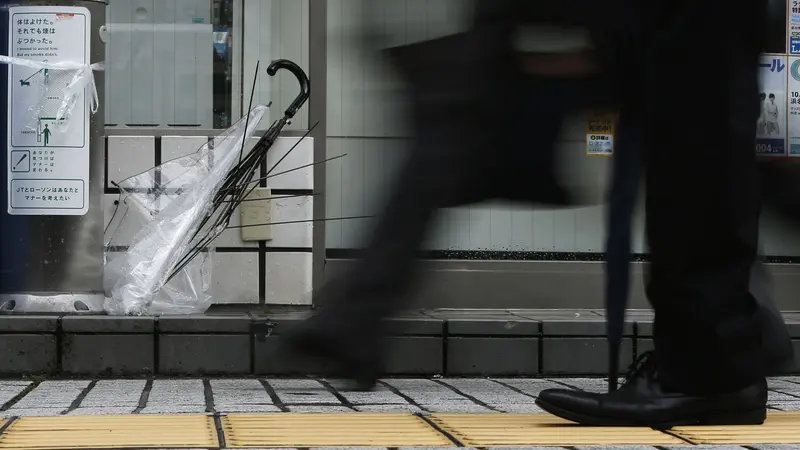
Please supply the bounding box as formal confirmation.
[535,398,766,429]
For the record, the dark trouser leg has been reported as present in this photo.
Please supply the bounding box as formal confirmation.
[642,6,764,395]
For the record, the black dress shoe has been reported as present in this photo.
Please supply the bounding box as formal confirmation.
[535,352,767,428]
[275,315,384,391]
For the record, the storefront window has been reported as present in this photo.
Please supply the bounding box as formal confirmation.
[104,0,235,129]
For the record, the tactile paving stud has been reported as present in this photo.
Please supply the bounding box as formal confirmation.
[222,413,453,447]
[671,411,800,445]
[0,414,218,449]
[429,413,685,446]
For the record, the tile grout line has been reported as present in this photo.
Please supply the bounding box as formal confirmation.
[658,428,696,446]
[203,379,216,414]
[376,380,432,413]
[0,417,17,437]
[213,413,227,449]
[0,380,41,412]
[63,380,98,415]
[416,413,465,447]
[133,379,153,414]
[431,379,502,412]
[316,378,357,411]
[489,379,540,400]
[259,378,288,412]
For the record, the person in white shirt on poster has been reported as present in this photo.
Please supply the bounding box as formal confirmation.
[757,92,766,135]
[765,92,780,135]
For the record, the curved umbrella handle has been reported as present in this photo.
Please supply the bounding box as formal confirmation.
[267,59,311,119]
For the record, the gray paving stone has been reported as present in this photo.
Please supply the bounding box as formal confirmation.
[438,379,535,407]
[769,391,800,402]
[1,408,64,417]
[146,380,206,406]
[552,377,619,393]
[311,447,388,450]
[11,380,90,409]
[268,379,340,404]
[354,404,424,413]
[286,405,354,413]
[491,379,568,397]
[211,379,273,406]
[575,447,660,450]
[400,448,476,450]
[381,379,469,404]
[214,404,282,413]
[80,380,145,407]
[336,386,410,405]
[773,376,800,384]
[0,381,32,407]
[68,407,137,415]
[139,405,208,414]
[663,447,748,450]
[495,403,546,413]
[487,447,567,449]
[750,446,800,450]
[769,378,800,393]
[419,402,495,413]
[769,401,800,410]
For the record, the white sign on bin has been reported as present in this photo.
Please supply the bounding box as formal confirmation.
[6,6,91,215]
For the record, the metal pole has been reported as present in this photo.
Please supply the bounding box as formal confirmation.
[0,0,106,313]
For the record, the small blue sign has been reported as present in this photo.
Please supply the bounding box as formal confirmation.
[756,138,786,155]
[792,37,800,55]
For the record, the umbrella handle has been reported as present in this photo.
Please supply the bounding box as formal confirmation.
[267,59,311,119]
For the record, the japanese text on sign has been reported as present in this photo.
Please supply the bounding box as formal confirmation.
[5,6,92,215]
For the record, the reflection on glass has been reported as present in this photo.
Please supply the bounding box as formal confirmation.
[764,0,787,54]
[105,0,233,129]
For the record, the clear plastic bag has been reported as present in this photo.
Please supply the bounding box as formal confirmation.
[0,56,102,133]
[103,105,268,315]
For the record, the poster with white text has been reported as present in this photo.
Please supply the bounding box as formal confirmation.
[757,55,788,156]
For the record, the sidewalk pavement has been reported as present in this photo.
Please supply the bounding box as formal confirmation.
[0,376,796,449]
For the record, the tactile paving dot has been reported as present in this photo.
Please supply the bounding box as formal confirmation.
[222,413,453,448]
[429,413,685,446]
[0,415,217,449]
[670,411,800,445]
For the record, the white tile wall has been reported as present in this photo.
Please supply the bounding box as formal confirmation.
[106,136,156,189]
[105,135,314,305]
[209,252,260,304]
[264,252,313,305]
[264,137,314,190]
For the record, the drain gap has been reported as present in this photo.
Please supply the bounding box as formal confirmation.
[416,413,464,447]
[203,379,216,413]
[0,379,42,412]
[64,380,97,414]
[431,379,501,412]
[259,378,288,412]
[133,379,153,414]
[376,380,431,413]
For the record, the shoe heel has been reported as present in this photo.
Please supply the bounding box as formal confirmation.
[699,408,766,426]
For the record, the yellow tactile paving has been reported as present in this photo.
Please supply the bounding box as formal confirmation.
[429,413,686,446]
[0,414,218,449]
[222,413,453,448]
[672,411,800,445]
